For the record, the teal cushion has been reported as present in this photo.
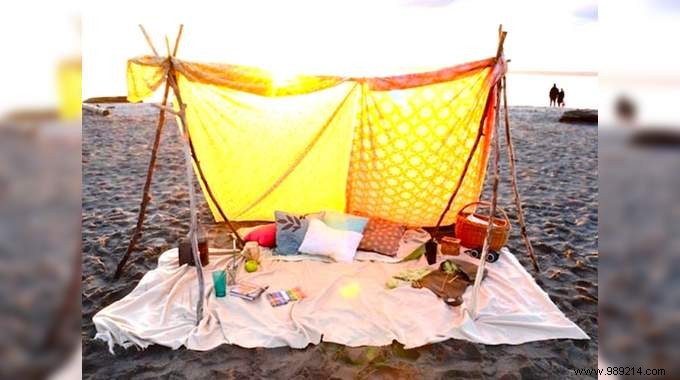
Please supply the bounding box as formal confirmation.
[274,211,324,255]
[322,211,369,234]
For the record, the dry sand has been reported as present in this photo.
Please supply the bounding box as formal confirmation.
[82,104,597,379]
[0,122,81,379]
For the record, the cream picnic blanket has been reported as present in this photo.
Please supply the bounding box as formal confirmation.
[93,248,588,352]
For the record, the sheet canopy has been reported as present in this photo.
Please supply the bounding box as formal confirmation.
[127,56,507,226]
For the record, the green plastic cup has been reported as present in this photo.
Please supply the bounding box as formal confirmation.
[212,270,227,298]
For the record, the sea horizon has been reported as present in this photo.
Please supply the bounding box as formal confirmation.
[506,72,598,110]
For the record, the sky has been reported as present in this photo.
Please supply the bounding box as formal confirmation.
[0,1,80,115]
[81,0,598,101]
[12,0,680,119]
[599,0,680,125]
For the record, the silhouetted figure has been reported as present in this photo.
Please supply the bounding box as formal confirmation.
[558,89,565,108]
[615,95,636,125]
[549,84,559,107]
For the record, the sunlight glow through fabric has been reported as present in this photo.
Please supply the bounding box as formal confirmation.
[126,56,505,226]
[338,282,361,299]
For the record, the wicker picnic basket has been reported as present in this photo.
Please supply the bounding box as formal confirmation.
[455,201,511,251]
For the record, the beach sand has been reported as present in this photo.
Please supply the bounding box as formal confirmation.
[82,105,598,379]
[0,122,81,378]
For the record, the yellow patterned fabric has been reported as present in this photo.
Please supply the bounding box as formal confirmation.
[127,56,504,226]
[57,58,82,120]
[348,71,495,226]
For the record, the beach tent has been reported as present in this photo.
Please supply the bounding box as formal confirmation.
[115,25,538,323]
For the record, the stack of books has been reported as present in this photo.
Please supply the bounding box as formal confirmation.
[229,281,267,301]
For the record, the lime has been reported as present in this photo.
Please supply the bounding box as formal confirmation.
[244,259,258,273]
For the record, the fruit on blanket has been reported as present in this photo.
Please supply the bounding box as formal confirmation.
[245,259,259,272]
[440,260,461,274]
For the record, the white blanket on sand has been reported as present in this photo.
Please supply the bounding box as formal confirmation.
[93,248,588,352]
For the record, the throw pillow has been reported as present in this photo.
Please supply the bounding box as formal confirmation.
[274,211,324,255]
[358,217,406,257]
[243,223,277,248]
[322,210,369,233]
[298,219,363,262]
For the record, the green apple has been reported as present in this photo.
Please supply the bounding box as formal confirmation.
[245,259,258,273]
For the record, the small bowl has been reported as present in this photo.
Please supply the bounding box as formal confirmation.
[440,237,461,256]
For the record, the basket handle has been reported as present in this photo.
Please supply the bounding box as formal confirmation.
[458,201,511,226]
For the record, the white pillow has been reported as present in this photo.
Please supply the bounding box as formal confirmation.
[298,219,363,263]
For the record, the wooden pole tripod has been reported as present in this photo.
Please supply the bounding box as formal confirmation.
[470,25,505,318]
[113,24,245,323]
[432,25,539,274]
[114,25,246,281]
[113,26,172,280]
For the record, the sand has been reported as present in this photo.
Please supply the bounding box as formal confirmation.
[82,104,597,379]
[598,129,679,375]
[0,121,81,378]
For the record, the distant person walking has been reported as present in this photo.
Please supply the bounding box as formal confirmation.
[549,84,559,107]
[558,89,565,108]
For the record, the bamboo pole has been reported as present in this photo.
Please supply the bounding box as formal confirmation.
[114,81,171,279]
[431,90,494,238]
[164,26,243,323]
[174,85,205,325]
[165,35,172,57]
[163,28,206,324]
[187,135,246,247]
[138,25,159,57]
[470,25,505,318]
[150,102,181,116]
[431,25,507,237]
[162,25,245,246]
[114,25,166,279]
[117,24,243,282]
[469,83,502,319]
[164,73,246,246]
[502,76,540,272]
[117,25,244,321]
[179,110,246,245]
[496,31,507,59]
[173,25,184,57]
